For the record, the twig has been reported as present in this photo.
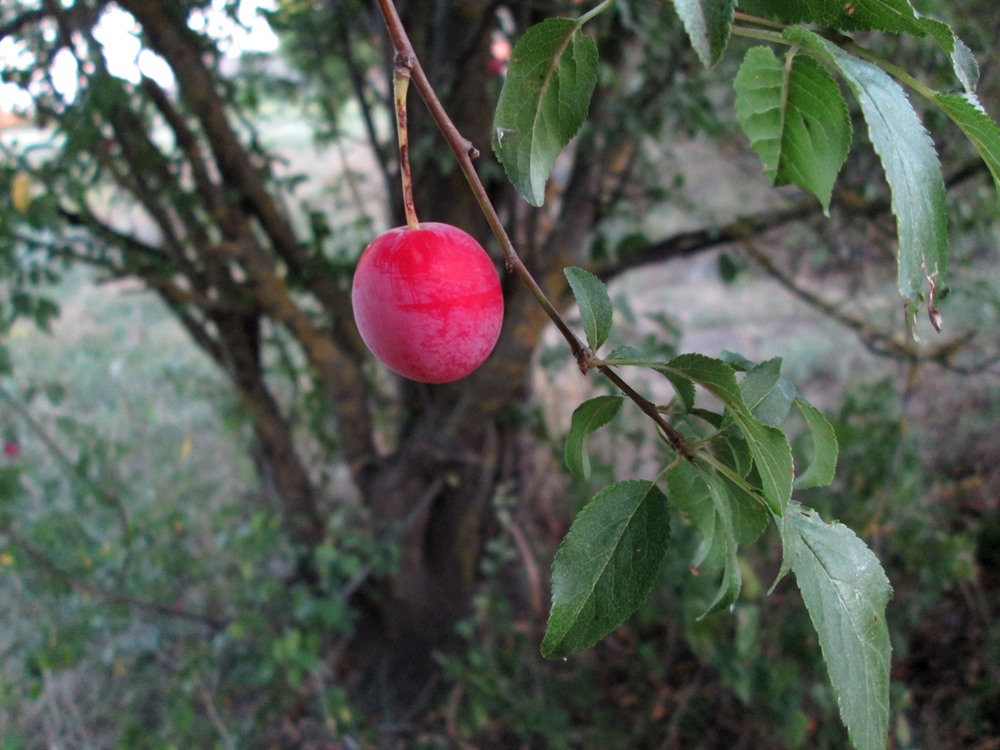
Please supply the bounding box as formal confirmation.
[0,382,135,577]
[1,525,228,630]
[743,242,992,372]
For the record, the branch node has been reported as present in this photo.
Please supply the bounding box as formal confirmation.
[393,53,415,73]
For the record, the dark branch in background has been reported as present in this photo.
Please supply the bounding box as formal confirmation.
[594,200,822,282]
[120,0,378,484]
[338,18,395,202]
[592,159,996,372]
[744,242,998,374]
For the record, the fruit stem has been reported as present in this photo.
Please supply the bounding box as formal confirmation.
[393,58,420,230]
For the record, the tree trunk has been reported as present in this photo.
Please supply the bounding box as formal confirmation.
[335,1,585,714]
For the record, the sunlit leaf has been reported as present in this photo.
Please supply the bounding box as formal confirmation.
[492,18,599,206]
[779,503,892,750]
[735,46,852,212]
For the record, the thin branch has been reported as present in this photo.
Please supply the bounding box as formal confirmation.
[743,242,996,373]
[0,382,134,579]
[338,18,395,200]
[2,525,228,630]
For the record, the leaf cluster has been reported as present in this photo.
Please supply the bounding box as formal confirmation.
[485,4,1000,748]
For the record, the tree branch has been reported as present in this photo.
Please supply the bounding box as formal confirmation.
[744,241,996,374]
[1,524,227,631]
[594,200,823,282]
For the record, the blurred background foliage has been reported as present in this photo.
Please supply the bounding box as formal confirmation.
[1,0,999,748]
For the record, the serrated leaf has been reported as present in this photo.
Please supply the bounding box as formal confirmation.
[739,357,795,428]
[603,346,696,412]
[699,472,743,615]
[660,353,744,408]
[711,426,753,478]
[735,417,794,515]
[668,460,768,617]
[741,0,948,37]
[742,0,975,93]
[673,0,738,68]
[492,18,599,206]
[935,93,1000,197]
[542,480,669,658]
[947,36,979,95]
[735,46,851,212]
[564,267,613,351]
[661,354,793,514]
[793,398,839,489]
[564,395,624,480]
[779,503,892,750]
[787,27,949,301]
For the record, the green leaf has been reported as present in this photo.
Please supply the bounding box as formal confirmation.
[660,353,744,408]
[564,395,624,480]
[542,480,670,658]
[603,346,696,412]
[739,357,795,428]
[736,417,794,515]
[492,18,600,206]
[793,398,839,489]
[661,354,793,514]
[743,0,976,94]
[564,267,613,351]
[699,472,743,615]
[934,93,1000,197]
[742,0,951,38]
[787,27,949,301]
[734,46,852,212]
[673,0,738,68]
[668,460,768,616]
[779,503,892,750]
